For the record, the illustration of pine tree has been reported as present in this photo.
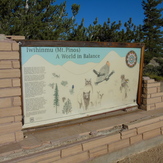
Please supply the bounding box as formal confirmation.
[62,98,72,114]
[53,84,59,113]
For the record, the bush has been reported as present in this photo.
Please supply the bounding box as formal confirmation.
[144,73,163,81]
[143,65,161,76]
[143,57,163,81]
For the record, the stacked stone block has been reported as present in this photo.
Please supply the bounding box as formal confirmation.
[4,115,163,163]
[0,37,23,145]
[141,77,163,111]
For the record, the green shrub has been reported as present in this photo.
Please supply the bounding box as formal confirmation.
[143,58,163,81]
[143,65,161,76]
[144,73,163,81]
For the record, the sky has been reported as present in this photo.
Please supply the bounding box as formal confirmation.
[55,0,163,27]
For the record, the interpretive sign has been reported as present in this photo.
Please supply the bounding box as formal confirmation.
[21,41,144,128]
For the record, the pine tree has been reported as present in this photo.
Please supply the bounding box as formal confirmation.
[0,0,80,40]
[133,25,144,43]
[99,19,122,42]
[87,18,102,41]
[68,18,87,41]
[142,0,163,64]
[123,18,136,42]
[117,18,144,43]
[86,18,122,42]
[53,84,59,113]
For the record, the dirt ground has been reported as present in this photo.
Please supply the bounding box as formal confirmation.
[115,143,163,163]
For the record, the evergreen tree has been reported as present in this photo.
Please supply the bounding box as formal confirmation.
[87,18,102,41]
[68,18,87,41]
[53,84,59,113]
[123,18,136,42]
[142,0,163,64]
[86,18,122,42]
[99,19,122,42]
[117,18,144,43]
[133,25,144,43]
[87,24,101,41]
[0,0,80,40]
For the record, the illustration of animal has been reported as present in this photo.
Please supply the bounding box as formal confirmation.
[49,83,54,89]
[61,81,68,86]
[83,91,90,110]
[77,79,94,109]
[85,79,93,92]
[93,61,115,85]
[120,75,129,98]
[78,101,83,109]
[52,73,60,78]
[93,70,105,77]
[62,97,66,102]
[97,91,104,105]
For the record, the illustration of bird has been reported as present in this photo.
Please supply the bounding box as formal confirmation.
[93,69,105,77]
[93,61,115,85]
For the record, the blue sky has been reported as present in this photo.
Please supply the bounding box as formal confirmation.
[55,0,163,27]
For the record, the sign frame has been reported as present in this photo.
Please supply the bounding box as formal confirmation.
[20,41,145,128]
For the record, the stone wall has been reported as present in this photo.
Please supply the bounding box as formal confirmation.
[141,77,163,110]
[0,35,163,162]
[0,35,24,145]
[1,113,163,163]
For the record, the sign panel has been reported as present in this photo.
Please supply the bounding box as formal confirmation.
[21,42,144,128]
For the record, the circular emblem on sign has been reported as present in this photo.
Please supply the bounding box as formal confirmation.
[126,51,137,67]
